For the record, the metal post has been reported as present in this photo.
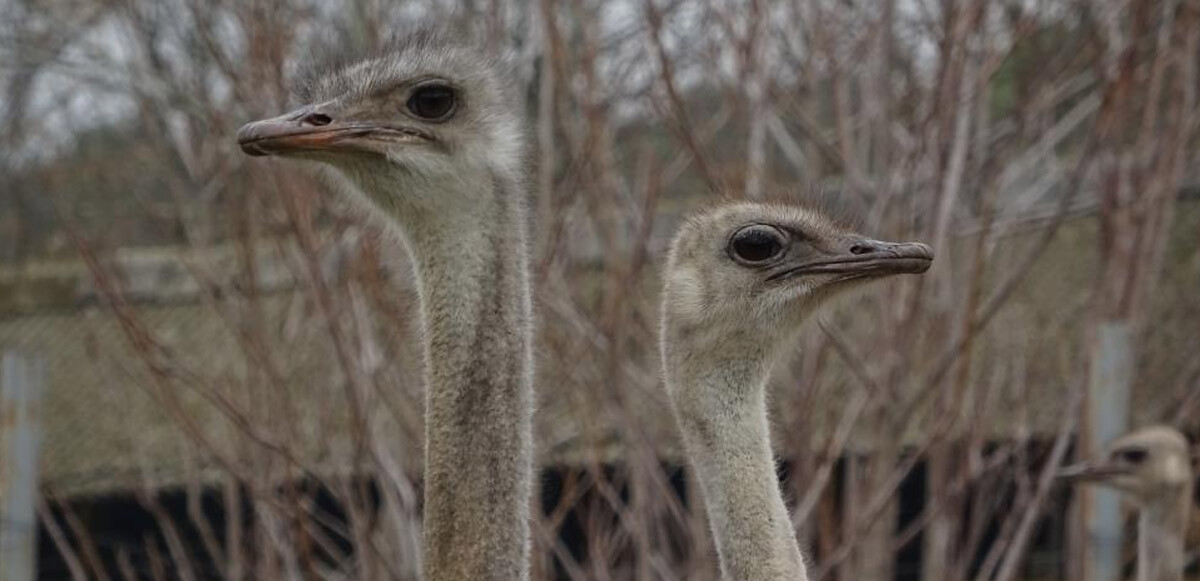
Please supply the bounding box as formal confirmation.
[1081,322,1133,581]
[1,351,45,581]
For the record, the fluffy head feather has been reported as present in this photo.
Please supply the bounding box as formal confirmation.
[662,201,931,361]
[238,28,526,232]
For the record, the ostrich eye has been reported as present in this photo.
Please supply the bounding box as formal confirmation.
[729,225,786,264]
[407,86,457,120]
[1116,448,1148,465]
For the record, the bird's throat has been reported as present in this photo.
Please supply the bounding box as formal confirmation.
[664,350,809,581]
[1137,494,1190,581]
[398,169,534,581]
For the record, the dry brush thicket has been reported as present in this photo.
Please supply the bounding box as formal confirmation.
[2,1,1198,580]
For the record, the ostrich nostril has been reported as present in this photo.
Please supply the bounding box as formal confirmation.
[849,244,875,255]
[302,112,332,127]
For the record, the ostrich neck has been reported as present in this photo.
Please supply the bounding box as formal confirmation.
[1137,491,1190,581]
[663,341,807,581]
[396,168,533,581]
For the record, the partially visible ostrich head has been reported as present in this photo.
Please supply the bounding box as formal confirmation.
[1060,426,1195,581]
[663,202,933,359]
[1060,425,1194,508]
[237,30,523,234]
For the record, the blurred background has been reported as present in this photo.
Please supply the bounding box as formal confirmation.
[1,0,1198,580]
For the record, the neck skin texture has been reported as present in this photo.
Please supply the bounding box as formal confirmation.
[1137,490,1190,581]
[362,162,533,581]
[662,330,807,581]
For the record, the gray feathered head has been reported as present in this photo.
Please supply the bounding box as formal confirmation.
[238,29,523,179]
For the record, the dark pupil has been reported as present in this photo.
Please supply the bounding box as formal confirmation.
[733,229,782,262]
[1119,449,1147,464]
[408,87,456,119]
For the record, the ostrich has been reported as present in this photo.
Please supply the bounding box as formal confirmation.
[659,202,933,580]
[237,31,532,581]
[1060,425,1195,581]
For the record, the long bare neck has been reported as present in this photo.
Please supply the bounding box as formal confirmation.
[663,334,807,581]
[399,169,533,581]
[1137,489,1191,581]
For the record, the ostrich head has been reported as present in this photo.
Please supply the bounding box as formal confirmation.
[236,31,523,232]
[662,202,932,358]
[1060,425,1194,508]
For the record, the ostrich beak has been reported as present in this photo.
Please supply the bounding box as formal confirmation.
[237,105,426,157]
[238,106,347,157]
[767,238,933,282]
[1058,461,1127,483]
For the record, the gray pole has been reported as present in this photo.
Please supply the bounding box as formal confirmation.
[0,351,45,581]
[1080,322,1133,581]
